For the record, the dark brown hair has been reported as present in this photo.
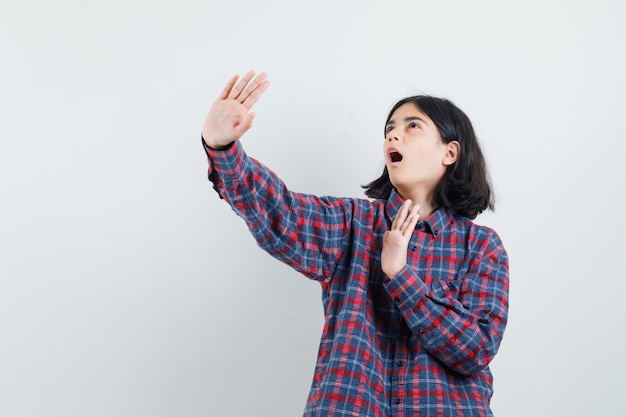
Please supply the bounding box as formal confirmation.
[362,95,494,219]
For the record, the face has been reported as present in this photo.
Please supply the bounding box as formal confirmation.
[383,102,457,198]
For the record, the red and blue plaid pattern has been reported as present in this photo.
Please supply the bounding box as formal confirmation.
[205,140,509,417]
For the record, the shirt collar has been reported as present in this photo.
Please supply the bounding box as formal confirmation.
[385,189,454,237]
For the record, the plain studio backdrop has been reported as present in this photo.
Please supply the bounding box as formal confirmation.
[1,0,624,416]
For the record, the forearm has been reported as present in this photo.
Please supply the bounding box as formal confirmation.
[384,247,509,376]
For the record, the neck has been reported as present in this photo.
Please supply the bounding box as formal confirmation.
[396,189,438,220]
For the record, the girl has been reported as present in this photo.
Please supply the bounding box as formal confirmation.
[202,71,509,417]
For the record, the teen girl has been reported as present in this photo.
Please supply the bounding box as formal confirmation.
[202,71,509,417]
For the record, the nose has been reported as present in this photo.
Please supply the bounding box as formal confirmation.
[385,126,401,142]
[386,132,400,142]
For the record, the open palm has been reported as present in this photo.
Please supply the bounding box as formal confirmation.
[202,71,270,149]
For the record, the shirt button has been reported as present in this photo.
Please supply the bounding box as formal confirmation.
[395,398,401,405]
[397,360,403,367]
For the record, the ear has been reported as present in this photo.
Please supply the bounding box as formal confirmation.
[442,141,460,166]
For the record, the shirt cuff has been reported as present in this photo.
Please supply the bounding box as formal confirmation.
[202,137,247,178]
[384,265,429,310]
[202,137,248,199]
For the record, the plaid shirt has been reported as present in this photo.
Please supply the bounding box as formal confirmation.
[204,140,509,417]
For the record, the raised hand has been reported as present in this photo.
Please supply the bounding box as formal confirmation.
[202,71,270,149]
[381,200,420,279]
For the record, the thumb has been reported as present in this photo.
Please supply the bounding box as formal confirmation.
[234,112,256,138]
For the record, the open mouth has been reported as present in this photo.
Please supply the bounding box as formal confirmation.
[389,150,403,163]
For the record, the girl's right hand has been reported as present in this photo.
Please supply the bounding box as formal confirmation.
[202,70,270,149]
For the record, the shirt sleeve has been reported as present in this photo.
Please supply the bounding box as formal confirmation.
[383,228,509,376]
[204,139,354,281]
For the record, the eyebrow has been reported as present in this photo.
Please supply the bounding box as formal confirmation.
[385,116,429,127]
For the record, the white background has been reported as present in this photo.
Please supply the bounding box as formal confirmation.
[1,0,625,416]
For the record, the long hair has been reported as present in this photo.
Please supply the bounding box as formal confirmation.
[362,95,494,220]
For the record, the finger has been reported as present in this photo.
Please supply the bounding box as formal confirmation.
[392,200,411,230]
[218,74,239,99]
[238,72,268,104]
[242,79,270,109]
[397,204,416,235]
[229,70,255,100]
[400,205,420,235]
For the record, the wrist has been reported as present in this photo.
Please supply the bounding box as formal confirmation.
[382,264,404,280]
[202,134,233,150]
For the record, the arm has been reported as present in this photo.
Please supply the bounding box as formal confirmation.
[385,229,509,377]
[203,72,353,280]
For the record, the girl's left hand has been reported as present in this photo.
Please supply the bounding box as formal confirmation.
[381,200,420,279]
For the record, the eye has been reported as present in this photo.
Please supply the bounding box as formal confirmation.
[409,122,420,129]
[385,125,394,135]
